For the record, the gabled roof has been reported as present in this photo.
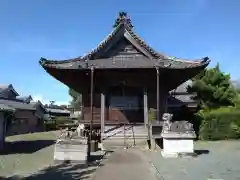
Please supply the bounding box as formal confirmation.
[39,13,210,70]
[81,17,163,60]
[170,80,192,95]
[168,81,197,108]
[30,101,47,113]
[0,84,19,97]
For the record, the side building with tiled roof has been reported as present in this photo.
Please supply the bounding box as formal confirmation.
[0,85,47,140]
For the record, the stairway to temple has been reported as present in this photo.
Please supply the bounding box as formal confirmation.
[102,125,149,148]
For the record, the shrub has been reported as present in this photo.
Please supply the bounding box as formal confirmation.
[199,107,240,140]
[54,116,72,124]
[44,116,73,131]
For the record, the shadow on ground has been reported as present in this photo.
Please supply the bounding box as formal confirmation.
[0,150,113,180]
[0,163,97,180]
[194,149,210,155]
[0,140,55,155]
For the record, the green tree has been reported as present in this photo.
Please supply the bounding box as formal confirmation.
[231,80,240,108]
[69,89,82,110]
[188,64,237,109]
[113,11,133,28]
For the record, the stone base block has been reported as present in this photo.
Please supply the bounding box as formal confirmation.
[163,138,194,153]
[54,139,88,163]
[161,151,178,158]
[54,159,88,165]
[98,143,104,150]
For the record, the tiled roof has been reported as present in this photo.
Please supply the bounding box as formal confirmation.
[168,81,197,108]
[80,19,165,60]
[40,56,209,70]
[0,99,35,111]
[0,84,19,96]
[46,108,70,114]
[170,80,192,94]
[39,14,210,70]
[30,101,47,113]
[0,104,15,112]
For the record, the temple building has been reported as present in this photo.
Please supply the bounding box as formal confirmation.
[40,13,210,138]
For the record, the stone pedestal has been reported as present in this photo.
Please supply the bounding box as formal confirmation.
[54,138,88,163]
[161,132,196,158]
[160,118,196,158]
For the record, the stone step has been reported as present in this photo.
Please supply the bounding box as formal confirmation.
[104,126,147,136]
[103,125,148,141]
[103,139,148,148]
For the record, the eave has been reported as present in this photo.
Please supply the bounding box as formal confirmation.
[39,56,210,70]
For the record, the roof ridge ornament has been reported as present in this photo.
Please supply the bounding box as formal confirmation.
[113,11,133,28]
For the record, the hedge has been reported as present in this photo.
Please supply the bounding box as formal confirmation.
[198,107,240,140]
[44,116,74,131]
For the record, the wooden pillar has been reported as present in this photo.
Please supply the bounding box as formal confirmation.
[156,67,160,123]
[88,66,94,159]
[143,88,148,127]
[100,92,105,141]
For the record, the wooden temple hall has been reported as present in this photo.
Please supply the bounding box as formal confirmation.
[40,13,210,139]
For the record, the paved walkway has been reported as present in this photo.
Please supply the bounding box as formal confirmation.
[92,148,158,180]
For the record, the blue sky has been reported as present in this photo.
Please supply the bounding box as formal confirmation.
[0,0,239,105]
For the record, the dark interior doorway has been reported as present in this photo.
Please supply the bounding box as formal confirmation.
[107,86,144,123]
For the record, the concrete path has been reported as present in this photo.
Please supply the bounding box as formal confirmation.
[92,148,158,180]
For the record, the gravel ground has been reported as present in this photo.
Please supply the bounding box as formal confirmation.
[145,141,240,180]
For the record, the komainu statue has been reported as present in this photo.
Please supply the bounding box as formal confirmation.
[162,113,173,133]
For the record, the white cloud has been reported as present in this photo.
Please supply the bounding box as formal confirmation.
[32,94,70,106]
[33,95,43,102]
[54,101,70,106]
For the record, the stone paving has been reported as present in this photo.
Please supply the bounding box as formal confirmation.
[92,148,158,180]
[145,141,240,180]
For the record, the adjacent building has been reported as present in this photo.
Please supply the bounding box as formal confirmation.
[0,84,46,138]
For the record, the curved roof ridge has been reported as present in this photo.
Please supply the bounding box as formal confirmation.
[81,23,124,60]
[39,56,83,65]
[166,56,210,64]
[125,25,167,59]
[40,22,124,65]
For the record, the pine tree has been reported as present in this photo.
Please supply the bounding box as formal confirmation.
[188,64,237,109]
[69,89,82,110]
